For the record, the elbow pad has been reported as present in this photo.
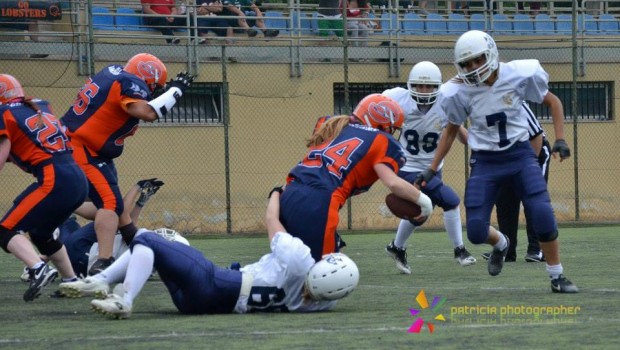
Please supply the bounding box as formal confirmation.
[147,87,182,119]
[415,192,433,217]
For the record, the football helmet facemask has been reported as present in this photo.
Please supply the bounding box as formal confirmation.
[453,30,499,86]
[0,74,25,104]
[124,53,168,92]
[305,253,359,301]
[353,93,404,136]
[407,61,442,105]
[154,227,190,246]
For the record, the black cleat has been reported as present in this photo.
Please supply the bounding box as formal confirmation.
[385,240,411,274]
[551,274,578,293]
[24,264,58,302]
[88,257,115,276]
[525,251,545,262]
[454,246,476,266]
[488,235,509,276]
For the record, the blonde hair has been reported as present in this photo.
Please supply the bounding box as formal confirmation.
[22,98,45,128]
[306,115,353,148]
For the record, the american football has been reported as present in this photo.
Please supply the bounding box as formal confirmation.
[385,193,421,220]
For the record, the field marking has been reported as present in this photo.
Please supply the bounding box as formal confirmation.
[1,319,619,345]
[360,284,620,292]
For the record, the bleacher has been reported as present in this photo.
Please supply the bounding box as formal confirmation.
[3,0,620,47]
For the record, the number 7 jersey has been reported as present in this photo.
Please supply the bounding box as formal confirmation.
[440,59,549,151]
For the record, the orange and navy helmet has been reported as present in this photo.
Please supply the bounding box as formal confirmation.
[123,53,167,92]
[352,93,404,135]
[0,74,25,104]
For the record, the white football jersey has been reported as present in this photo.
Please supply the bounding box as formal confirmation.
[240,232,336,313]
[440,60,549,151]
[382,87,446,172]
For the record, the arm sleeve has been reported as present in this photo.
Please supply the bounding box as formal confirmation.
[271,232,315,276]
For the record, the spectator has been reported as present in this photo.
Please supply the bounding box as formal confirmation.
[196,1,235,44]
[346,0,370,47]
[216,0,280,38]
[452,1,470,15]
[141,0,190,44]
[517,2,541,16]
[236,1,279,38]
[317,0,344,39]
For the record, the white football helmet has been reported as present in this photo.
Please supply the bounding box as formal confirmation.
[453,30,499,86]
[406,61,442,105]
[154,228,190,246]
[305,253,359,301]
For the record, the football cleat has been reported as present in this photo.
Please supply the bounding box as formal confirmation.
[91,285,131,319]
[525,251,545,262]
[385,240,411,274]
[488,235,509,276]
[550,274,578,293]
[59,276,110,298]
[88,257,115,276]
[24,263,58,302]
[454,246,477,266]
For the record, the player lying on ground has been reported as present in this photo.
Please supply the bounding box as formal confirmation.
[59,188,359,318]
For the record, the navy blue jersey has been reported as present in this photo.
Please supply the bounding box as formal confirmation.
[62,65,152,159]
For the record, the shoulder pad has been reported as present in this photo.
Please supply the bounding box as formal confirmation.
[503,59,542,79]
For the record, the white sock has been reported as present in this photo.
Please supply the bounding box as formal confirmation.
[394,220,416,248]
[546,263,564,279]
[122,244,154,307]
[493,232,507,250]
[98,250,132,283]
[443,207,464,248]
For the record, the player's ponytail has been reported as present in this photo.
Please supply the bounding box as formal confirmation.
[306,115,351,148]
[22,98,44,128]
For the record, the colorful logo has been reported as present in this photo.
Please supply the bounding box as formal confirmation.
[408,289,446,334]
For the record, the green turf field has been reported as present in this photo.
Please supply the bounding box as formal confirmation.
[0,227,618,350]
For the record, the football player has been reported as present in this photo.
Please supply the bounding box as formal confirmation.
[382,61,476,275]
[280,93,433,262]
[61,53,193,276]
[59,188,358,319]
[0,74,88,301]
[415,30,577,293]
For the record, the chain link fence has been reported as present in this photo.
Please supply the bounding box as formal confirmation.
[1,0,620,235]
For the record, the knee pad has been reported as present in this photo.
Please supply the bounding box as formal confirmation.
[30,234,64,256]
[466,218,489,244]
[0,228,20,253]
[538,229,558,242]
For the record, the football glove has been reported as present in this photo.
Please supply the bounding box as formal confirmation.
[136,178,165,207]
[551,139,571,160]
[414,168,436,187]
[166,72,194,95]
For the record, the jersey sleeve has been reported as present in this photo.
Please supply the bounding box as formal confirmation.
[438,81,468,126]
[271,232,315,277]
[511,60,549,104]
[369,133,406,173]
[522,102,543,139]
